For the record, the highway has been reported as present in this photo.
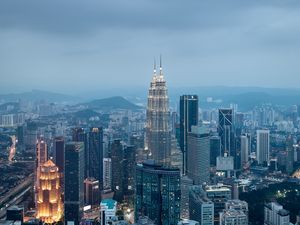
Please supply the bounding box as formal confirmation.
[0,186,32,219]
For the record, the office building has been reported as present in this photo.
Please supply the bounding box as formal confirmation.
[64,142,85,225]
[189,186,214,225]
[84,177,100,207]
[264,202,290,225]
[88,127,104,187]
[36,160,63,223]
[135,160,181,225]
[256,130,270,165]
[218,109,235,157]
[123,145,136,196]
[219,209,247,225]
[187,126,210,185]
[240,134,250,167]
[204,184,232,223]
[35,137,48,193]
[53,136,64,173]
[72,128,89,178]
[225,200,248,219]
[111,139,124,201]
[103,158,112,190]
[145,58,171,164]
[286,135,294,174]
[210,136,221,166]
[179,95,199,174]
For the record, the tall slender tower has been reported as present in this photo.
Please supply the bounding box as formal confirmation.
[145,57,171,164]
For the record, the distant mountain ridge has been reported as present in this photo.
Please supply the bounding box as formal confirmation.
[80,96,142,111]
[0,89,79,103]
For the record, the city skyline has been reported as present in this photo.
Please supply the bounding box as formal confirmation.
[1,1,300,94]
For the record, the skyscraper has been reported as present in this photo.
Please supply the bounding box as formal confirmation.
[88,127,104,186]
[103,158,112,190]
[84,177,100,206]
[179,95,199,175]
[210,136,221,166]
[218,109,234,157]
[187,126,210,185]
[64,142,84,225]
[145,58,171,164]
[240,135,249,167]
[72,128,89,178]
[123,145,136,196]
[53,136,64,173]
[256,129,270,165]
[135,160,181,225]
[286,135,294,174]
[36,137,48,191]
[110,139,124,201]
[36,160,63,223]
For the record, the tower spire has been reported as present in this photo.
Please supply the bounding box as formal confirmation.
[153,57,157,75]
[159,54,163,76]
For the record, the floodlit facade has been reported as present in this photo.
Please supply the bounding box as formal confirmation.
[36,160,63,223]
[145,58,171,164]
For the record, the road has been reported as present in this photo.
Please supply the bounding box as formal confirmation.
[0,174,33,208]
[8,135,16,162]
[0,186,32,219]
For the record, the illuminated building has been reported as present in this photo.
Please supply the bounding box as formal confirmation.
[145,58,171,164]
[36,160,63,223]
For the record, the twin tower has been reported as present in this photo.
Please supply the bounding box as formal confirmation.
[145,57,171,164]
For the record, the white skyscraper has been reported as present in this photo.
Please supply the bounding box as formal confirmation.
[240,134,250,166]
[145,57,171,164]
[103,158,112,190]
[256,130,270,165]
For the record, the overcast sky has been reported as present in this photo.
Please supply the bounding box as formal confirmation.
[1,0,300,95]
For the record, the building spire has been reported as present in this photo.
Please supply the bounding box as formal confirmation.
[159,54,163,75]
[153,57,157,75]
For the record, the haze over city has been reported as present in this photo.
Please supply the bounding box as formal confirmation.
[1,0,300,95]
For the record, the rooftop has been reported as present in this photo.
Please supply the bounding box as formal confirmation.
[100,199,117,210]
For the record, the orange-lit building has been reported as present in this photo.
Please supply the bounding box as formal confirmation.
[36,160,63,223]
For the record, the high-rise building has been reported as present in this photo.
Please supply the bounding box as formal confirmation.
[210,136,221,166]
[286,135,294,174]
[189,186,214,225]
[240,135,249,167]
[103,158,112,190]
[88,127,104,187]
[53,136,64,173]
[36,160,63,223]
[179,95,199,175]
[264,202,290,225]
[219,209,247,225]
[84,177,100,206]
[187,126,210,185]
[135,160,181,225]
[256,130,270,165]
[123,145,136,196]
[145,58,171,164]
[36,137,48,191]
[111,139,124,201]
[72,128,89,178]
[64,142,85,225]
[218,109,235,157]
